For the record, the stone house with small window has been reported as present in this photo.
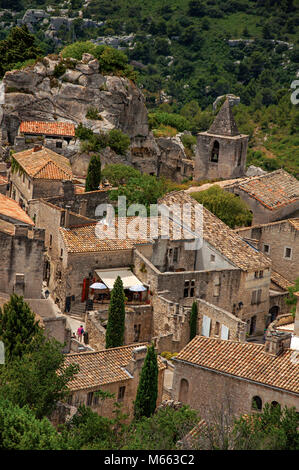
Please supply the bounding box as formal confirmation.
[63,343,166,421]
[172,327,299,422]
[9,146,73,211]
[236,219,299,283]
[225,169,299,225]
[14,121,79,157]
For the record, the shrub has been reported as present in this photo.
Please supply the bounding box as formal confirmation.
[53,62,67,78]
[108,129,130,155]
[149,112,191,132]
[86,107,103,120]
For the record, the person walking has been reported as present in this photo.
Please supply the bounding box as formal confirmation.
[77,325,84,343]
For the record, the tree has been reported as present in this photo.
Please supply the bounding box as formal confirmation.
[0,294,42,362]
[232,403,299,450]
[0,398,66,450]
[85,154,101,192]
[108,129,130,155]
[134,344,158,420]
[191,186,253,229]
[105,276,126,349]
[109,173,167,213]
[124,405,199,450]
[0,336,78,419]
[0,25,42,77]
[189,302,198,341]
[101,163,141,186]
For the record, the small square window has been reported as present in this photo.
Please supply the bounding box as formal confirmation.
[263,244,270,254]
[284,247,292,259]
[210,254,215,262]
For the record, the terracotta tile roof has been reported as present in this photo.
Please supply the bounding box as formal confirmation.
[236,217,299,232]
[271,270,294,291]
[0,193,34,225]
[20,121,75,137]
[64,343,166,391]
[237,170,299,210]
[158,191,271,271]
[60,219,151,253]
[13,146,72,180]
[174,336,299,394]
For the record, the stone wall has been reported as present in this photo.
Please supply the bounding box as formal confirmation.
[0,225,45,298]
[236,221,299,282]
[172,359,299,422]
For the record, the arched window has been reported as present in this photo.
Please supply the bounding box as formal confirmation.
[252,396,262,411]
[271,401,280,409]
[210,141,219,162]
[179,378,189,403]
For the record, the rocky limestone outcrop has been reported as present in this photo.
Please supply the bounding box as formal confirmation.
[0,53,148,144]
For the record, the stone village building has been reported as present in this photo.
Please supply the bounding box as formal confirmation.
[35,188,277,355]
[63,343,166,421]
[0,193,45,298]
[9,146,73,211]
[225,169,299,225]
[171,326,299,422]
[236,218,299,283]
[14,121,78,157]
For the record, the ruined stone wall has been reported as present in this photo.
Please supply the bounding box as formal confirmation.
[0,226,45,298]
[46,188,111,219]
[172,360,299,421]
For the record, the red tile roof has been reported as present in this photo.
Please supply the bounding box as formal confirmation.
[174,336,299,394]
[13,146,72,180]
[64,343,166,390]
[237,170,299,210]
[20,121,75,137]
[0,193,34,225]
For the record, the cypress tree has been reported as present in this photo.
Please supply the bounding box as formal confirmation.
[134,343,158,420]
[189,301,198,341]
[105,276,126,349]
[0,294,42,361]
[85,154,101,192]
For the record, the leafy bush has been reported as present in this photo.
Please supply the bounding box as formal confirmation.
[101,164,141,186]
[108,129,130,155]
[86,107,103,120]
[191,185,253,228]
[53,62,67,78]
[153,125,178,137]
[149,112,191,132]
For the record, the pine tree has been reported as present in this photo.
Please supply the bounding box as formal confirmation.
[189,301,198,341]
[85,154,101,192]
[134,344,158,420]
[105,276,126,349]
[0,294,42,361]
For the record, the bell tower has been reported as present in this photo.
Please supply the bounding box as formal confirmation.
[194,98,248,181]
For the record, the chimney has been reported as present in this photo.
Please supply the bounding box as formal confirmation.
[126,345,148,377]
[64,205,71,228]
[264,324,292,356]
[62,180,75,200]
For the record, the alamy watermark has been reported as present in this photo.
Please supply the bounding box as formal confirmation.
[94,196,203,250]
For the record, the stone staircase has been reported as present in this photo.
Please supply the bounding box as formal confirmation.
[69,302,86,320]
